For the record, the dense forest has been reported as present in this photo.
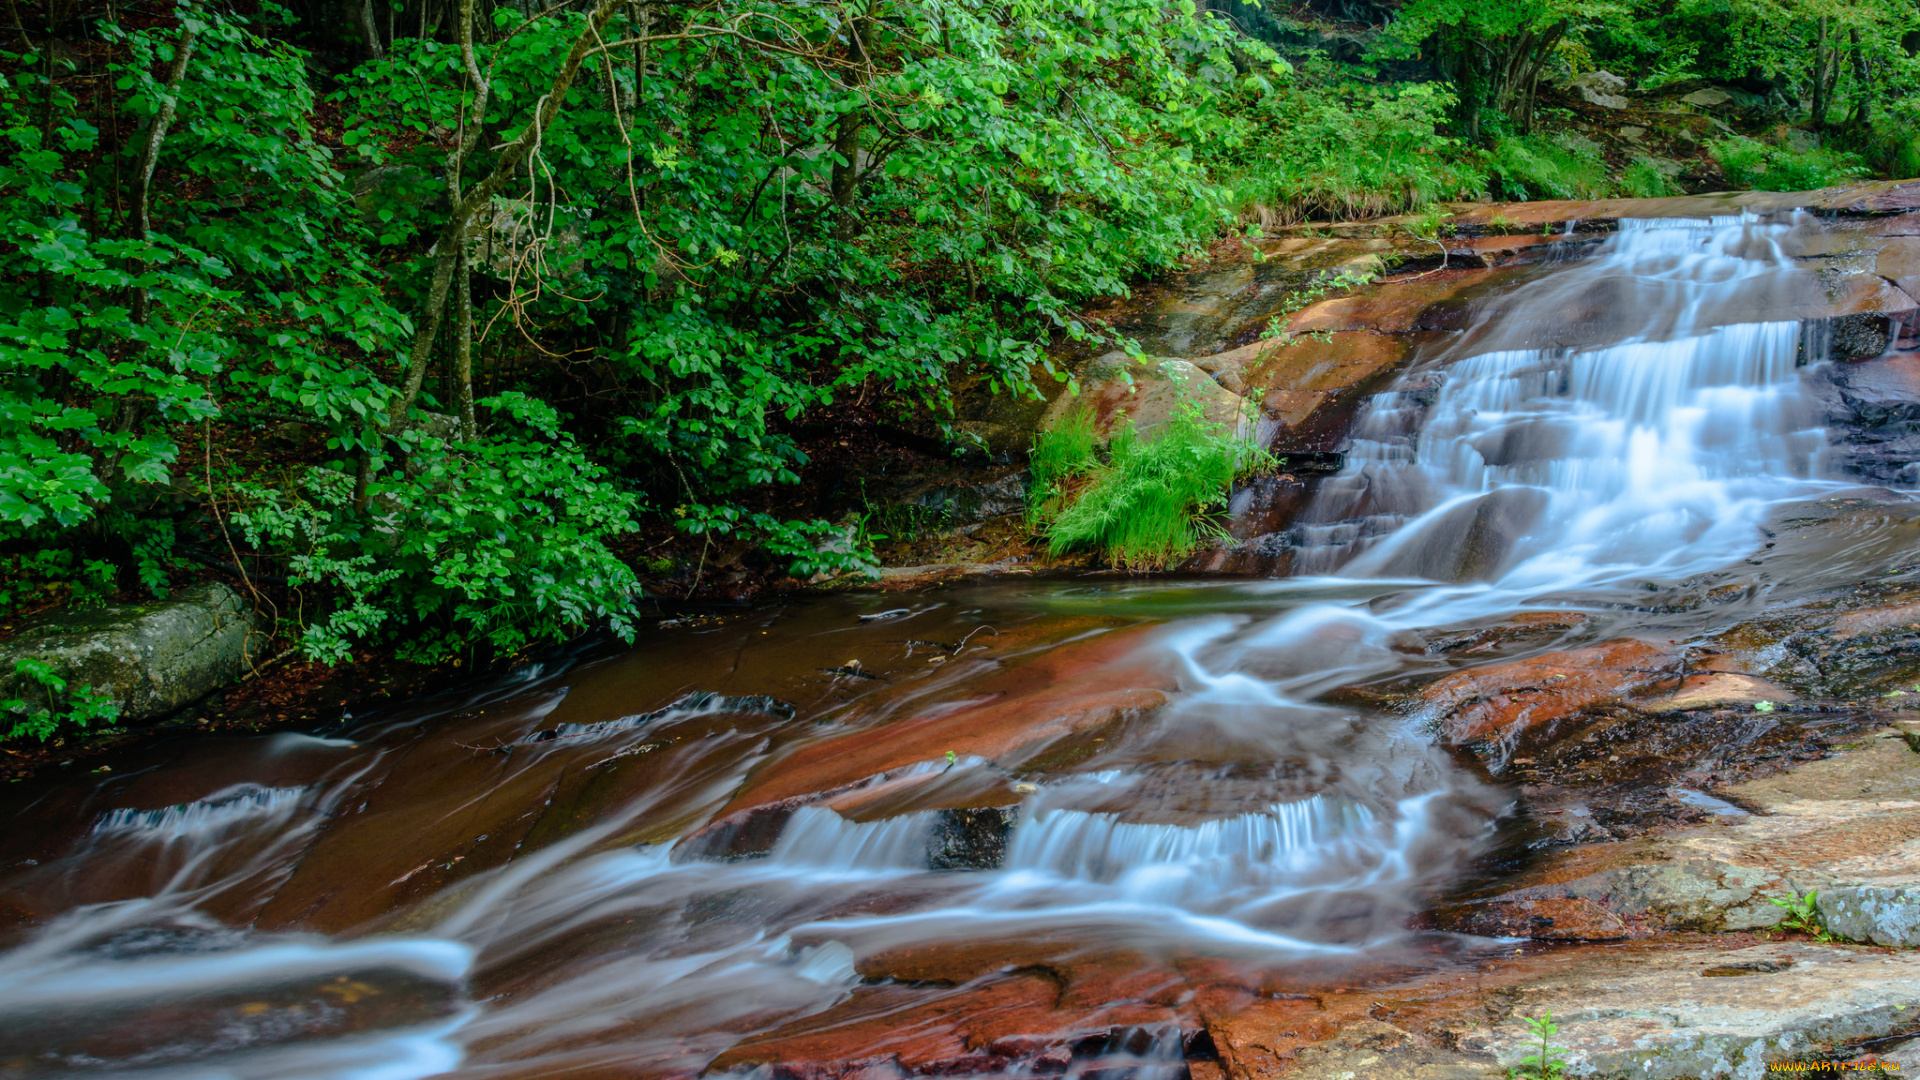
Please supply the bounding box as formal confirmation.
[4,0,1920,734]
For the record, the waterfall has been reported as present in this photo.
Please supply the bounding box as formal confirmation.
[1295,213,1841,587]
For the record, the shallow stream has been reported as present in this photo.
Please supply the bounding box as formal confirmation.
[0,212,1909,1078]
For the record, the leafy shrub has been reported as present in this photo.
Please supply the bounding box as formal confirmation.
[1222,79,1486,226]
[676,503,882,581]
[1709,136,1868,191]
[3,658,119,742]
[0,550,116,618]
[1033,397,1273,569]
[232,394,643,664]
[1767,889,1834,941]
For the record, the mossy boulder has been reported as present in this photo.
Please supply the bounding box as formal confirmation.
[0,585,259,725]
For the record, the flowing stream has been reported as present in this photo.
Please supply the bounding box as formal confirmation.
[0,212,1894,1077]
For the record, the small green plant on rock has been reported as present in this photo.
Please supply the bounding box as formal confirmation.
[3,659,119,742]
[1768,889,1833,941]
[1512,1011,1569,1079]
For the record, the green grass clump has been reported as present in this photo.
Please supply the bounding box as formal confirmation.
[1032,399,1273,569]
[1028,404,1100,508]
[1709,136,1868,191]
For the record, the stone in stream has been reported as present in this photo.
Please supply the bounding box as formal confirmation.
[1367,487,1550,583]
[713,622,1170,818]
[1447,726,1920,937]
[1819,885,1920,947]
[0,584,259,725]
[928,806,1016,870]
[1427,897,1628,942]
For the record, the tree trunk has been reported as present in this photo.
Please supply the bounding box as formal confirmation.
[829,110,861,240]
[387,0,626,430]
[128,26,197,327]
[1811,17,1831,135]
[1850,27,1873,128]
[359,0,385,60]
[829,7,870,241]
[452,247,476,438]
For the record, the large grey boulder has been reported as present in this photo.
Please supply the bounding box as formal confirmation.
[0,585,258,725]
[1570,70,1629,109]
[1820,885,1920,946]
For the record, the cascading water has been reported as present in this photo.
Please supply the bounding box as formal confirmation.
[0,211,1885,1078]
[1296,213,1840,594]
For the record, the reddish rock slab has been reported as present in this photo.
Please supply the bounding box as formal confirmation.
[1417,638,1678,751]
[706,977,1058,1078]
[1199,993,1377,1080]
[1283,273,1486,336]
[1428,897,1629,942]
[1445,232,1605,268]
[708,968,1195,1080]
[717,625,1170,818]
[1442,182,1920,234]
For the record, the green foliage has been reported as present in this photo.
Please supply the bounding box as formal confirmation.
[3,658,119,742]
[1033,396,1273,569]
[1511,1012,1569,1079]
[2,6,405,532]
[1263,267,1381,341]
[1027,405,1101,517]
[1484,136,1611,201]
[231,395,643,663]
[0,550,116,617]
[336,0,1277,504]
[1618,158,1680,198]
[1221,79,1484,225]
[1768,889,1833,941]
[675,504,881,582]
[1710,136,1870,192]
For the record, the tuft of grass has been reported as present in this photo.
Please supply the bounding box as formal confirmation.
[1034,398,1273,569]
[1709,135,1868,191]
[1027,403,1100,520]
